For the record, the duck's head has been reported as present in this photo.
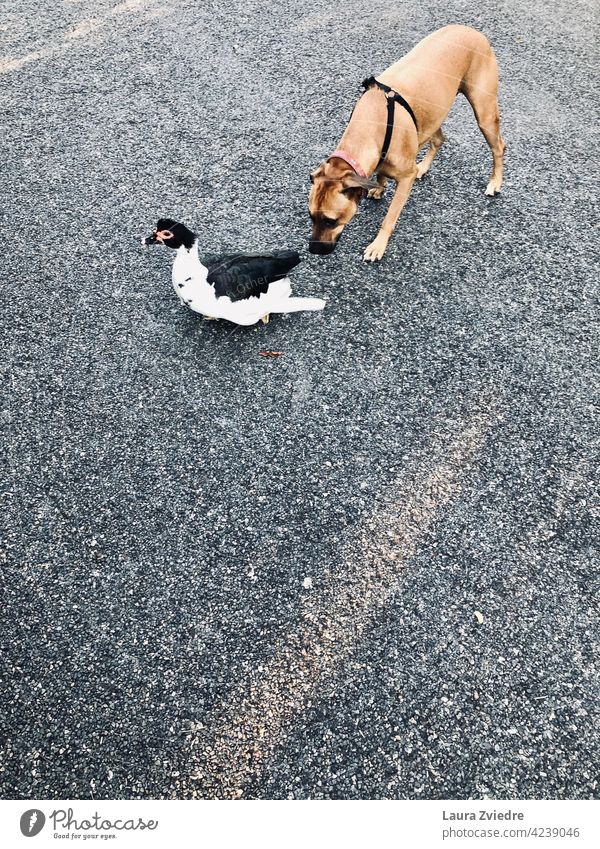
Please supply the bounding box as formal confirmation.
[142,219,196,249]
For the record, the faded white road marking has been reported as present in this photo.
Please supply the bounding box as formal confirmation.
[184,401,498,797]
[0,0,158,74]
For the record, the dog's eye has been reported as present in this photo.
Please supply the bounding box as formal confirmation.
[322,217,338,228]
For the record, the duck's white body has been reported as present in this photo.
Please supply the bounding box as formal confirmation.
[171,241,325,326]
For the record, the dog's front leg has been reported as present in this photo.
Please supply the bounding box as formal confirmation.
[364,168,417,261]
[367,173,388,200]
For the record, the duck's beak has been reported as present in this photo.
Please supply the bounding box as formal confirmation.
[141,232,157,247]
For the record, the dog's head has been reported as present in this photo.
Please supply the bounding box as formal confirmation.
[308,158,372,255]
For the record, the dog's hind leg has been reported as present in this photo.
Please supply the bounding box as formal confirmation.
[474,98,506,196]
[368,173,388,200]
[416,128,445,179]
[461,51,506,195]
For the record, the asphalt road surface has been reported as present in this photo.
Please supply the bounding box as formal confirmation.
[1,0,598,800]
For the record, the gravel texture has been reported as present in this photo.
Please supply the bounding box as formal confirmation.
[1,0,598,800]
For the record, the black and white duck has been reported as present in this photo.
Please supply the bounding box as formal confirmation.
[142,219,326,326]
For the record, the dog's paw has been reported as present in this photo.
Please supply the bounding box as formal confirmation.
[363,236,388,262]
[367,186,385,200]
[485,180,502,196]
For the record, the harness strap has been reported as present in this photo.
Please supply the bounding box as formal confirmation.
[361,76,418,164]
[324,76,419,188]
[381,93,396,163]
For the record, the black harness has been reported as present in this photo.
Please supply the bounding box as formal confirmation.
[361,76,418,165]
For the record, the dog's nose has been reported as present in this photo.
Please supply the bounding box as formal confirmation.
[308,240,336,255]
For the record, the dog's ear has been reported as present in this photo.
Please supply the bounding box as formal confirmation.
[341,173,376,193]
[310,162,327,183]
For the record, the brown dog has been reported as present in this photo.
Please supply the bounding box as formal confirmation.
[308,25,506,260]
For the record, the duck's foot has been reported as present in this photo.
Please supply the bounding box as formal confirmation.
[203,316,218,321]
[260,314,270,325]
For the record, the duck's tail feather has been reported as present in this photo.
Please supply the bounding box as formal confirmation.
[275,297,326,314]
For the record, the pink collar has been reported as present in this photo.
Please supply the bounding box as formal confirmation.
[330,149,368,179]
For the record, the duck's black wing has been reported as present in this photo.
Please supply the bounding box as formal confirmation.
[205,250,301,302]
[199,252,228,267]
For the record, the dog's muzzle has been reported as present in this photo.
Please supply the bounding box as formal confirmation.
[308,239,337,255]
